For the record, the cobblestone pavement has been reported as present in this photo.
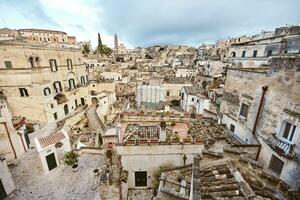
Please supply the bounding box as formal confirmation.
[127,189,154,200]
[7,149,105,200]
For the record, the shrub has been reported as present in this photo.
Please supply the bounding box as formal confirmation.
[64,151,79,166]
[170,99,180,107]
[152,162,174,195]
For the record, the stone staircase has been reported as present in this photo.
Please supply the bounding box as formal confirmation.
[86,106,106,132]
[85,106,106,147]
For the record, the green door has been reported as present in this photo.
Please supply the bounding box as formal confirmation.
[46,153,57,171]
[0,179,7,200]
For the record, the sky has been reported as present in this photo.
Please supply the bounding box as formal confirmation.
[0,0,299,49]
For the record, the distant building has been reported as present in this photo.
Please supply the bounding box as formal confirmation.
[227,25,300,68]
[180,86,210,115]
[136,84,166,109]
[114,33,118,51]
[18,28,76,44]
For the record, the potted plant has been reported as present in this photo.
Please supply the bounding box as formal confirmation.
[64,151,79,172]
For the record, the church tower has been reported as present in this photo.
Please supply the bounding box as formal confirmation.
[114,33,118,51]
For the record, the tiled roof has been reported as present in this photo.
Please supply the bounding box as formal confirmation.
[38,131,66,149]
[199,163,242,199]
[183,86,202,96]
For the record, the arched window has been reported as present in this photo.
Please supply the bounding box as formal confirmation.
[67,59,73,70]
[53,81,62,93]
[29,56,35,68]
[68,78,75,90]
[231,51,236,58]
[64,104,69,115]
[43,87,51,96]
[80,76,85,85]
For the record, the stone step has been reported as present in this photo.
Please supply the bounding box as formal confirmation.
[203,149,224,158]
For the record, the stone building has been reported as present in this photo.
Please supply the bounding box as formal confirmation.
[0,156,16,199]
[220,56,300,189]
[0,94,28,160]
[34,129,71,173]
[0,40,90,124]
[136,84,166,109]
[18,28,76,44]
[227,25,300,68]
[163,77,192,101]
[180,86,210,115]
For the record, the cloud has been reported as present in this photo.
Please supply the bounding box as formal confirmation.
[0,0,60,28]
[96,0,300,47]
[0,0,299,48]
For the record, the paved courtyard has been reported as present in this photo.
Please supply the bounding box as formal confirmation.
[7,149,105,200]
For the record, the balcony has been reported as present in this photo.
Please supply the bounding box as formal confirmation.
[264,134,296,159]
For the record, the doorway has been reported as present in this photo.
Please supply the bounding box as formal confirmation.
[135,171,147,187]
[80,98,85,106]
[46,153,57,171]
[0,179,7,200]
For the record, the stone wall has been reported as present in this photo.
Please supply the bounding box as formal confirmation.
[220,59,300,188]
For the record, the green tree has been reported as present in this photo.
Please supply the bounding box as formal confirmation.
[98,45,112,55]
[82,44,90,54]
[64,151,79,166]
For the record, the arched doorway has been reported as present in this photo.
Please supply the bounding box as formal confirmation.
[91,97,99,105]
[188,105,197,114]
[64,104,69,115]
[55,142,64,164]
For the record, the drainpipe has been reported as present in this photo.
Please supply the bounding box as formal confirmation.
[2,122,17,159]
[252,86,268,161]
[18,132,27,152]
[252,86,268,135]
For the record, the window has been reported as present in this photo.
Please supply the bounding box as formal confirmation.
[181,93,184,100]
[53,81,62,93]
[64,104,69,115]
[230,124,235,133]
[179,92,181,96]
[239,103,249,119]
[29,57,35,68]
[43,87,51,96]
[80,76,86,85]
[268,155,284,176]
[53,112,58,120]
[49,59,58,71]
[192,97,194,102]
[166,91,170,96]
[67,59,73,70]
[267,50,272,57]
[253,50,257,57]
[231,51,236,57]
[135,171,147,187]
[68,78,75,90]
[4,61,12,69]
[242,51,246,57]
[19,88,29,97]
[281,121,296,142]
